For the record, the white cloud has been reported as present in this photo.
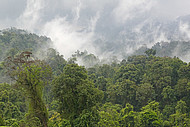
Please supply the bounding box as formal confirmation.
[41,9,100,59]
[154,32,170,43]
[112,0,156,23]
[16,0,45,31]
[1,0,190,60]
[14,0,102,58]
[179,22,190,40]
[155,0,190,20]
[73,0,82,22]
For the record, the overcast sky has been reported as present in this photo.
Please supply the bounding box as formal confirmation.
[1,0,190,58]
[1,0,190,27]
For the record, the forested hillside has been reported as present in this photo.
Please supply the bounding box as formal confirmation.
[133,41,190,62]
[0,28,51,61]
[1,29,190,126]
[0,28,52,83]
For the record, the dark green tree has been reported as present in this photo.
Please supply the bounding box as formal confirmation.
[107,79,136,106]
[0,116,5,126]
[169,100,190,127]
[120,103,137,127]
[136,83,155,107]
[98,103,122,127]
[45,48,67,76]
[138,101,162,127]
[52,64,103,124]
[145,49,156,56]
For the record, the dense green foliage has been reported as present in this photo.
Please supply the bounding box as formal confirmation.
[0,28,51,60]
[0,28,51,83]
[52,64,103,124]
[134,41,190,60]
[1,28,190,126]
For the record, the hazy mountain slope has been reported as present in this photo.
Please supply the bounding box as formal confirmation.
[93,15,190,60]
[0,28,52,61]
[0,28,52,83]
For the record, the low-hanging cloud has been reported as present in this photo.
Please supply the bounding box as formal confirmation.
[17,0,45,32]
[179,22,190,40]
[41,1,100,58]
[14,0,101,58]
[112,0,156,24]
[41,14,99,59]
[1,0,190,60]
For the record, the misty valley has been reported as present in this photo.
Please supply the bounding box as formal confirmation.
[0,28,190,127]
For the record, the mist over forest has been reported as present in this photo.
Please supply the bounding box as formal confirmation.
[1,0,190,60]
[1,0,190,127]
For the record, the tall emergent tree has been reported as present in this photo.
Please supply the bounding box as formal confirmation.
[4,51,52,127]
[52,64,103,125]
